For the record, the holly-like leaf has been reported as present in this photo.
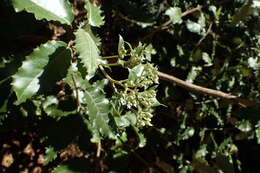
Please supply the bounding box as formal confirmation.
[74,28,101,77]
[12,41,69,105]
[84,0,104,27]
[11,0,74,25]
[83,81,114,142]
[118,35,127,58]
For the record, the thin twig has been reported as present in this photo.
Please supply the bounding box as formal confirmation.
[158,6,202,30]
[96,141,101,158]
[98,64,125,88]
[141,6,202,42]
[195,22,213,48]
[158,71,259,107]
[115,10,155,26]
[71,73,81,112]
[102,55,120,59]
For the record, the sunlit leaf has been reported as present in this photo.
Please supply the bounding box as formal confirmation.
[12,41,69,105]
[186,20,205,35]
[165,7,182,24]
[186,66,202,83]
[74,28,101,77]
[84,0,104,27]
[195,144,208,159]
[11,0,74,25]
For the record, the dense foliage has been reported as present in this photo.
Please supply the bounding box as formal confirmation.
[0,0,260,172]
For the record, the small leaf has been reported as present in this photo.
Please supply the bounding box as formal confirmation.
[186,66,202,83]
[256,123,260,144]
[186,20,205,35]
[42,96,75,119]
[11,0,74,25]
[74,28,101,77]
[165,7,182,24]
[118,35,127,58]
[12,41,68,105]
[195,144,208,159]
[52,164,79,173]
[44,146,58,165]
[231,0,254,26]
[84,0,104,27]
[236,120,252,132]
[202,52,213,66]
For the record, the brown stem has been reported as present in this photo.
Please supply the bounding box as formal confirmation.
[71,74,81,112]
[158,71,259,107]
[195,22,213,48]
[115,10,154,26]
[141,6,202,42]
[158,6,202,29]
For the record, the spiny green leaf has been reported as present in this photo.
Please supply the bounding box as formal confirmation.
[82,25,101,46]
[83,81,114,142]
[12,41,68,105]
[74,28,101,77]
[118,35,127,58]
[11,0,74,25]
[84,0,104,27]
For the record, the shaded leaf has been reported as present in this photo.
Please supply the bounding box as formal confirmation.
[42,96,75,119]
[12,41,68,105]
[83,81,114,142]
[44,146,58,165]
[52,164,79,173]
[231,0,254,26]
[256,122,260,144]
[215,153,235,173]
[11,0,74,25]
[39,45,71,93]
